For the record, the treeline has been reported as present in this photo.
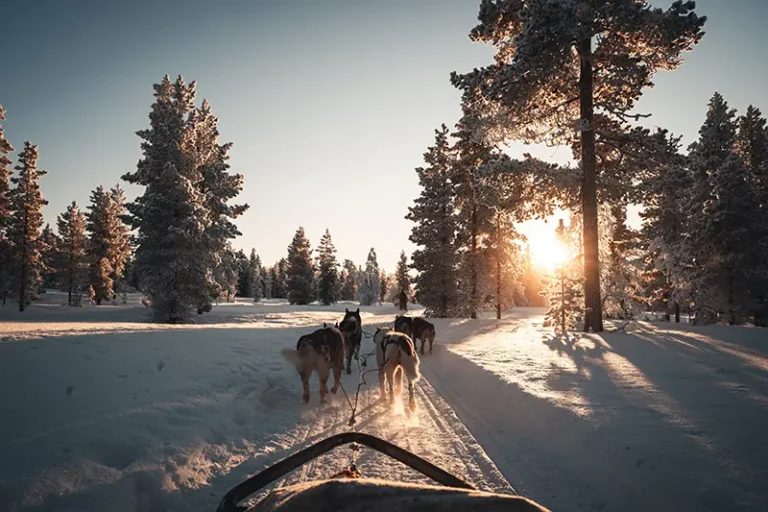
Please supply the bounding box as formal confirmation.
[0,76,249,322]
[409,1,766,328]
[251,227,412,308]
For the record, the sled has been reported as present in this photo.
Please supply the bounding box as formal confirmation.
[217,432,550,512]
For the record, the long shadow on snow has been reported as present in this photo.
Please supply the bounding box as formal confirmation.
[420,322,766,512]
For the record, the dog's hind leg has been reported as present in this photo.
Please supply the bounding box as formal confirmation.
[331,353,342,395]
[344,344,353,375]
[300,371,311,404]
[378,368,387,402]
[318,363,330,405]
[407,380,416,414]
[386,365,396,405]
[394,366,403,396]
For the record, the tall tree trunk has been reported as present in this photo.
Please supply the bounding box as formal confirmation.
[674,301,680,323]
[18,261,25,312]
[578,37,603,332]
[470,202,478,319]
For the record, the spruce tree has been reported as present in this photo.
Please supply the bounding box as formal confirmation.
[270,258,288,299]
[57,203,90,305]
[451,114,497,319]
[235,249,251,297]
[250,249,263,302]
[357,248,380,306]
[315,229,339,306]
[286,227,314,305]
[340,259,357,301]
[0,105,13,305]
[395,251,410,307]
[260,264,269,299]
[39,224,59,291]
[7,142,48,311]
[379,270,388,303]
[86,185,131,304]
[453,0,705,331]
[123,76,216,322]
[542,220,583,333]
[408,124,459,317]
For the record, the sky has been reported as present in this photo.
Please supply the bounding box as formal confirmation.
[0,0,766,272]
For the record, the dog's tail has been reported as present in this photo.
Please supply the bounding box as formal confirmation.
[399,342,421,383]
[281,348,302,367]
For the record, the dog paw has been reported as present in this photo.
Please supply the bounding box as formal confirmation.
[331,385,339,394]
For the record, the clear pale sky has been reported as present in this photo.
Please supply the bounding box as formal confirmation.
[0,0,765,271]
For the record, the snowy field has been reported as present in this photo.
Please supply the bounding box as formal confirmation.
[0,292,766,511]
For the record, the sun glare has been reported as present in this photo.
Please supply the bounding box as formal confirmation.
[519,217,573,273]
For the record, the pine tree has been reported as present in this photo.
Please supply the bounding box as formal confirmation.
[122,76,217,322]
[86,185,132,304]
[193,100,248,306]
[542,220,583,333]
[453,0,705,331]
[602,206,642,320]
[0,105,14,305]
[250,249,263,302]
[451,114,497,319]
[235,249,251,297]
[379,270,388,303]
[214,245,239,302]
[315,229,339,306]
[260,264,269,299]
[357,248,380,306]
[735,106,768,324]
[408,124,459,317]
[286,227,314,305]
[39,223,59,291]
[394,251,410,309]
[340,259,357,301]
[270,258,288,299]
[7,142,48,311]
[483,211,524,319]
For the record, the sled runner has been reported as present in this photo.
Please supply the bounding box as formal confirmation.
[217,432,550,512]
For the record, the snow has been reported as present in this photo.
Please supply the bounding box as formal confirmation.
[1,292,766,511]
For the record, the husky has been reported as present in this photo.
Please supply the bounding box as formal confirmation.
[373,328,421,413]
[281,326,344,404]
[394,316,436,355]
[338,308,362,374]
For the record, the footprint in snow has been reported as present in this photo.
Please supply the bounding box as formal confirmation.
[157,361,165,372]
[66,385,75,396]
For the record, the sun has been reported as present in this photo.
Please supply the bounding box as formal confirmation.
[519,218,573,272]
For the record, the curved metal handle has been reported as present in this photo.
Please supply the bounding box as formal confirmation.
[217,432,474,512]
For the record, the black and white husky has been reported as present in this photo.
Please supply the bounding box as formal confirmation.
[281,325,344,404]
[373,328,421,413]
[338,308,362,374]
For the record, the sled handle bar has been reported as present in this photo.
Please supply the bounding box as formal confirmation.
[217,432,474,512]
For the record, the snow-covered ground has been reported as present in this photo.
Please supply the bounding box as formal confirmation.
[1,292,766,511]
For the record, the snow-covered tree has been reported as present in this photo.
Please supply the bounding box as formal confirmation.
[214,245,239,303]
[379,270,388,303]
[270,258,288,299]
[394,251,410,308]
[453,0,705,331]
[315,229,339,306]
[357,248,380,306]
[451,114,498,319]
[261,265,272,299]
[601,206,643,319]
[0,105,13,305]
[639,129,692,321]
[286,227,314,305]
[55,203,88,306]
[193,100,248,306]
[86,185,132,304]
[481,211,525,319]
[250,250,263,302]
[340,259,357,301]
[235,250,251,297]
[407,124,459,317]
[7,142,48,311]
[735,106,768,324]
[39,223,60,291]
[123,76,217,322]
[542,220,583,333]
